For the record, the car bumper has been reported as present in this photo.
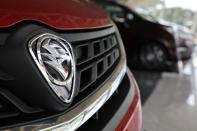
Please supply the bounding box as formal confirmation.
[78,68,142,131]
[177,45,193,59]
[7,67,142,131]
[169,45,193,60]
[116,69,142,131]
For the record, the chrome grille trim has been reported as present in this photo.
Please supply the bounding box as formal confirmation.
[8,29,127,130]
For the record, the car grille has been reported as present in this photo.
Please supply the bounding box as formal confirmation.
[0,26,121,129]
[74,34,120,93]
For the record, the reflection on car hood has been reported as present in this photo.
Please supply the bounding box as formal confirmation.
[0,0,112,30]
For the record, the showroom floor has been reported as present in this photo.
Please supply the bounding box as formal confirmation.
[130,48,197,131]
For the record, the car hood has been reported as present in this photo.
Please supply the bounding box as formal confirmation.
[0,0,112,30]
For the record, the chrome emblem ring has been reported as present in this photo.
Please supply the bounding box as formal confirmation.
[28,33,76,103]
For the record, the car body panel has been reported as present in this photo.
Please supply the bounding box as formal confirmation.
[0,0,112,30]
[116,69,142,131]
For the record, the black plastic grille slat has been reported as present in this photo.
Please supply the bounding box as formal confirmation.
[80,66,94,89]
[0,111,19,119]
[97,59,105,77]
[76,44,91,63]
[0,70,14,81]
[0,95,20,119]
[73,34,120,92]
[76,45,118,71]
[93,40,104,56]
[76,35,118,65]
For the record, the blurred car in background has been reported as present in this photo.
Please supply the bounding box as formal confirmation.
[158,19,195,59]
[96,1,195,69]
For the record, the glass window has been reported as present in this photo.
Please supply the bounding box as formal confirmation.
[103,5,126,23]
[134,8,158,23]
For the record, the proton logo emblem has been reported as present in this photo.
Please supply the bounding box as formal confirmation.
[28,33,76,103]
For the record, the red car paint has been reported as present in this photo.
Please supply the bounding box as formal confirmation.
[116,69,142,131]
[0,0,112,30]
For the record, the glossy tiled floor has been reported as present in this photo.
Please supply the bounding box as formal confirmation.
[133,48,197,131]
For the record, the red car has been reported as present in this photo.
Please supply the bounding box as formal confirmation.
[0,0,141,131]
